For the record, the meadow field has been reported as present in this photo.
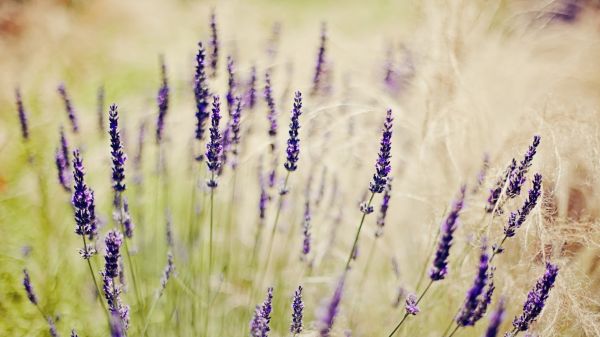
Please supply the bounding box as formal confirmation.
[0,0,599,336]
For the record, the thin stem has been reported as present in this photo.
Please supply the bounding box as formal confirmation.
[387,280,434,337]
[446,325,460,337]
[116,192,143,311]
[82,236,111,328]
[489,235,508,264]
[141,294,160,337]
[415,227,441,292]
[344,192,376,271]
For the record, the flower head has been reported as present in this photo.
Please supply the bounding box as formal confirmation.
[156,56,170,144]
[284,91,303,172]
[369,109,393,193]
[375,178,392,237]
[265,72,277,144]
[160,252,175,294]
[457,241,490,326]
[15,88,29,141]
[22,269,37,305]
[484,299,505,337]
[56,127,71,192]
[226,55,236,116]
[301,201,311,257]
[72,150,98,240]
[122,198,134,238]
[58,83,79,133]
[109,104,127,195]
[318,275,345,337]
[312,23,328,95]
[485,159,516,213]
[104,230,123,278]
[507,136,541,198]
[429,185,466,281]
[205,95,222,187]
[194,42,211,145]
[290,285,304,334]
[246,65,257,109]
[405,293,419,315]
[231,97,243,168]
[513,263,559,332]
[504,173,542,238]
[209,9,219,77]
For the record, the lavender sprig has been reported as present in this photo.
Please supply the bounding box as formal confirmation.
[290,285,304,335]
[72,150,98,242]
[246,65,257,109]
[159,252,175,295]
[512,263,559,334]
[369,109,393,193]
[301,201,311,258]
[504,174,542,238]
[318,275,345,337]
[205,95,222,188]
[230,97,242,169]
[156,56,170,144]
[405,294,420,315]
[122,198,134,238]
[226,55,236,116]
[58,83,79,133]
[507,136,541,198]
[194,42,211,150]
[485,159,516,213]
[429,185,466,281]
[311,23,327,95]
[249,287,274,337]
[265,72,277,149]
[102,230,129,330]
[15,88,29,141]
[284,91,303,172]
[456,242,490,326]
[484,299,505,337]
[56,127,71,192]
[209,9,219,77]
[473,153,490,194]
[109,104,127,197]
[23,269,37,305]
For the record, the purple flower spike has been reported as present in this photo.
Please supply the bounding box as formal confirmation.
[284,91,303,172]
[56,127,71,192]
[72,150,98,241]
[48,317,59,337]
[369,109,393,193]
[122,198,134,238]
[109,104,127,196]
[205,95,222,188]
[311,23,327,95]
[484,299,505,337]
[261,287,274,336]
[209,9,219,77]
[429,185,466,281]
[230,97,242,169]
[156,56,170,144]
[250,305,264,337]
[513,263,559,332]
[194,42,211,147]
[472,153,490,193]
[15,88,29,141]
[318,275,345,337]
[160,252,175,294]
[301,201,311,257]
[226,55,236,116]
[507,136,541,198]
[22,269,37,305]
[58,83,79,133]
[246,65,257,109]
[405,293,419,315]
[375,178,393,237]
[265,72,277,147]
[457,241,490,326]
[97,86,105,134]
[104,230,123,278]
[504,174,542,238]
[290,285,304,335]
[485,159,516,213]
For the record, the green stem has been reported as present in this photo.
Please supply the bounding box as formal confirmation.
[82,236,111,327]
[446,325,460,337]
[344,192,375,271]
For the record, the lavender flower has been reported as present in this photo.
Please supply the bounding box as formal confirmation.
[250,305,264,337]
[472,267,495,324]
[290,285,304,335]
[72,150,98,241]
[231,97,242,168]
[22,269,37,305]
[405,294,420,315]
[369,109,393,194]
[226,56,236,116]
[484,299,505,337]
[48,317,59,337]
[205,95,222,188]
[284,91,303,172]
[301,201,311,257]
[258,167,268,224]
[318,275,345,337]
[265,72,277,147]
[156,56,170,144]
[209,9,219,77]
[473,153,490,194]
[110,311,125,337]
[311,23,327,95]
[122,198,134,238]
[457,242,490,326]
[485,159,516,213]
[504,174,542,238]
[56,127,71,192]
[15,88,29,141]
[104,230,123,278]
[512,263,559,332]
[246,65,257,109]
[58,83,79,133]
[261,287,274,335]
[194,42,211,147]
[160,252,175,294]
[507,136,541,198]
[375,178,392,237]
[97,86,105,134]
[109,104,127,197]
[429,185,466,281]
